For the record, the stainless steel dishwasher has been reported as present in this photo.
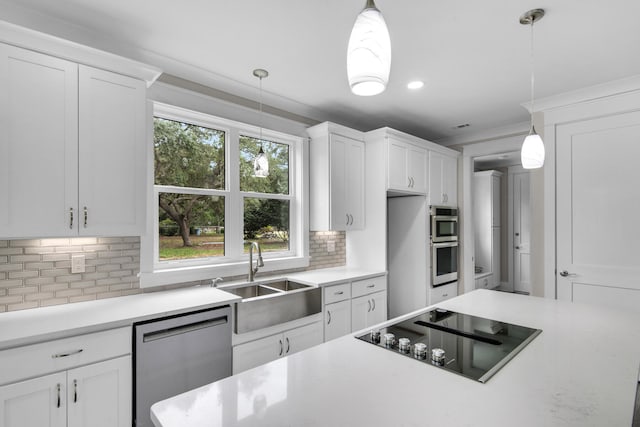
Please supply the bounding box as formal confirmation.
[133,305,232,427]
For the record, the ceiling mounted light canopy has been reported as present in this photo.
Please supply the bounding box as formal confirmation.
[520,8,545,169]
[347,0,391,96]
[253,68,269,178]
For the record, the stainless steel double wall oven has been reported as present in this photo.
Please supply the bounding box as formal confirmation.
[430,206,458,286]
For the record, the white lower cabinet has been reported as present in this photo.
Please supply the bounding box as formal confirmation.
[324,299,351,342]
[0,328,132,427]
[430,282,458,305]
[0,372,67,427]
[233,321,323,374]
[322,275,388,340]
[351,291,387,332]
[66,357,131,427]
[475,274,493,290]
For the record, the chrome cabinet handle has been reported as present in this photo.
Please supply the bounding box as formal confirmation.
[285,337,290,354]
[73,379,77,403]
[83,207,88,228]
[349,214,354,225]
[327,310,331,324]
[443,293,448,297]
[346,213,349,225]
[56,383,61,408]
[334,291,344,295]
[371,298,376,311]
[366,284,375,288]
[52,349,83,359]
[69,208,74,229]
[278,339,283,356]
[367,300,371,312]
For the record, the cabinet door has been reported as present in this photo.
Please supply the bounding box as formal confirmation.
[345,139,364,229]
[430,152,457,206]
[491,175,501,226]
[283,322,323,356]
[0,371,67,427]
[368,291,387,327]
[387,139,408,190]
[407,146,427,194]
[329,136,347,230]
[233,334,281,374]
[78,66,146,236]
[0,44,78,238]
[67,356,131,427]
[442,155,457,206]
[324,299,351,341]
[351,294,369,332]
[429,152,444,205]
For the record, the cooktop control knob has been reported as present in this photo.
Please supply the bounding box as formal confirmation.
[370,330,381,344]
[398,338,411,353]
[383,333,395,347]
[431,348,446,366]
[413,342,427,360]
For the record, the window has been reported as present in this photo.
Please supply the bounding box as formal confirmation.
[143,103,307,286]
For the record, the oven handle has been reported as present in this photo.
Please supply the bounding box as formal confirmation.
[432,241,458,249]
[432,215,458,222]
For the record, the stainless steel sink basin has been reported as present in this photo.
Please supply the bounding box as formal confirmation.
[225,284,280,298]
[221,279,321,334]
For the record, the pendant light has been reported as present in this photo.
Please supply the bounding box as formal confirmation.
[347,0,391,96]
[520,8,545,169]
[252,68,269,178]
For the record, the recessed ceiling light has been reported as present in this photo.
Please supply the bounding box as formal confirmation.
[407,80,424,90]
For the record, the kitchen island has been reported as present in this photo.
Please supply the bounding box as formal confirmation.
[150,290,640,427]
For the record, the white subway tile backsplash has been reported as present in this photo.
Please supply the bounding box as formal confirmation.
[0,236,140,312]
[0,232,342,313]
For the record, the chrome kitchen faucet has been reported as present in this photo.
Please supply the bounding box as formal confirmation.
[248,241,264,282]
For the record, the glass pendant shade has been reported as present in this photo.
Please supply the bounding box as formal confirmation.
[253,145,269,178]
[347,0,391,96]
[521,129,545,169]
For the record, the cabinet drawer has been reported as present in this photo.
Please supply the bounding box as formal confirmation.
[0,327,131,386]
[352,275,387,299]
[323,282,351,304]
[430,282,458,305]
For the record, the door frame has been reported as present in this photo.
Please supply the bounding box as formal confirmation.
[460,132,527,295]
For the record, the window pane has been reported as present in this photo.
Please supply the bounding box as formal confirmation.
[154,117,225,190]
[239,135,289,194]
[158,193,225,261]
[243,198,289,253]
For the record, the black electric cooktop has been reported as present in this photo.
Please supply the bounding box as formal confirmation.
[355,308,542,383]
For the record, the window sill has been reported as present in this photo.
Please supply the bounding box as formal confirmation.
[139,256,310,288]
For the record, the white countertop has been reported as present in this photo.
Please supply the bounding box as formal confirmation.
[0,286,240,350]
[151,290,640,427]
[284,266,386,286]
[0,266,384,350]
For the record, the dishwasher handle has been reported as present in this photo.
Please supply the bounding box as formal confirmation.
[142,316,228,343]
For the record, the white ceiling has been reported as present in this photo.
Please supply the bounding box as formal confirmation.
[1,0,639,143]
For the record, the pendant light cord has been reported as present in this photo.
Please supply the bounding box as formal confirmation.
[259,76,264,142]
[529,18,535,132]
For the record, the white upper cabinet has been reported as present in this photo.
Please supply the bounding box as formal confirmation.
[0,43,151,238]
[78,66,146,236]
[429,151,458,207]
[387,137,427,194]
[0,44,78,238]
[308,122,365,231]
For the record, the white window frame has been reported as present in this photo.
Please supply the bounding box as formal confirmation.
[140,102,308,288]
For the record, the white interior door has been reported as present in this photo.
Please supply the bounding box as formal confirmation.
[556,111,640,309]
[510,169,531,294]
